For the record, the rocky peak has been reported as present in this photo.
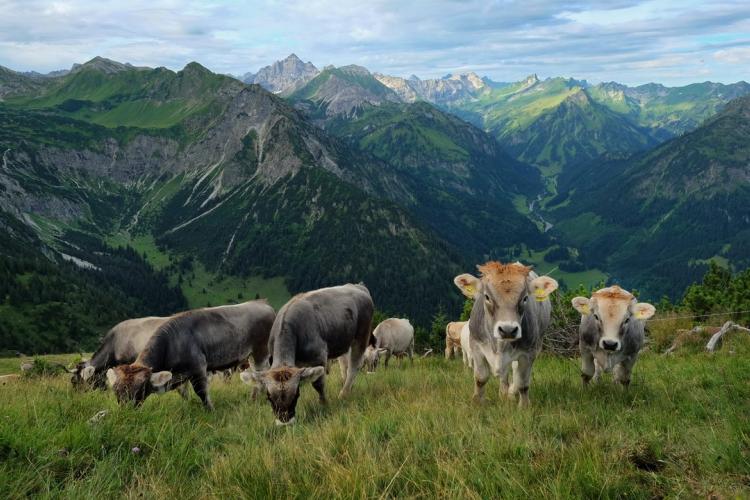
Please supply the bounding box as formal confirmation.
[246,53,319,94]
[71,56,146,75]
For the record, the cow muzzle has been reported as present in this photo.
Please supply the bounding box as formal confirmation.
[600,339,621,351]
[494,321,522,341]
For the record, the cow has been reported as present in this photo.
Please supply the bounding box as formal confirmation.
[445,321,465,359]
[243,284,373,425]
[460,322,473,368]
[454,261,558,407]
[373,318,414,368]
[362,345,383,373]
[571,286,655,387]
[70,316,169,390]
[106,300,275,410]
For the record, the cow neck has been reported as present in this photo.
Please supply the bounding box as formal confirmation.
[87,336,114,370]
[134,331,169,371]
[272,321,298,368]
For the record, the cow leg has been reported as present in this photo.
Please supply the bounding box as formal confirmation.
[497,354,513,400]
[513,355,533,408]
[593,358,603,383]
[190,373,214,411]
[338,354,349,380]
[177,382,190,400]
[312,374,327,404]
[408,343,414,364]
[614,356,636,387]
[445,337,453,359]
[340,337,367,399]
[581,350,595,385]
[472,355,490,404]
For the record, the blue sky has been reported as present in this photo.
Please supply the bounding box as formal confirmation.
[1,0,749,85]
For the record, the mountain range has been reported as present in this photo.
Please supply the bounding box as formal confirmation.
[1,54,749,353]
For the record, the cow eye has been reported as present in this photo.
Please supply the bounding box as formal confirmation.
[623,316,630,324]
[593,313,600,321]
[484,293,491,302]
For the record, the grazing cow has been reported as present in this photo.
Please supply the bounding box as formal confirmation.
[363,345,384,373]
[70,316,169,390]
[373,318,414,368]
[572,286,655,386]
[244,284,373,425]
[460,322,473,368]
[445,321,465,359]
[454,261,558,407]
[106,300,275,410]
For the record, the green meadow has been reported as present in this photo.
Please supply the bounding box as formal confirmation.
[1,332,748,498]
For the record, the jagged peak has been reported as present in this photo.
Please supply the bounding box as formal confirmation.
[181,61,212,74]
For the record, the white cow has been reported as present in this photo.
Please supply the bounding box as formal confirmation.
[372,318,414,368]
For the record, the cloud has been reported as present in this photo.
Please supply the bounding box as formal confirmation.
[0,0,748,85]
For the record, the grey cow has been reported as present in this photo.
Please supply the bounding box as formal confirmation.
[454,261,558,407]
[106,300,275,410]
[70,316,169,390]
[245,284,374,425]
[372,318,414,368]
[572,286,655,386]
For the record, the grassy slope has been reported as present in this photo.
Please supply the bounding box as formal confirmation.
[107,232,291,311]
[1,338,748,497]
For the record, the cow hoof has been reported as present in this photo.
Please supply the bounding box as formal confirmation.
[338,390,351,399]
[471,395,484,405]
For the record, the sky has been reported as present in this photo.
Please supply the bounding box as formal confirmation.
[0,0,749,86]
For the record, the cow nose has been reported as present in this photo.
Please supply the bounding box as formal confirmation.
[601,339,619,351]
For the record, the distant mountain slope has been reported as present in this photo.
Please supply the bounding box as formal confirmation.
[326,101,546,257]
[550,94,750,298]
[589,80,750,139]
[242,54,319,94]
[289,65,401,119]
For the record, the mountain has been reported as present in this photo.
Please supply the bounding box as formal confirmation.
[549,94,750,298]
[589,80,750,139]
[0,65,59,100]
[242,54,319,94]
[289,65,401,119]
[326,101,546,257]
[0,58,480,352]
[374,72,491,105]
[496,87,658,171]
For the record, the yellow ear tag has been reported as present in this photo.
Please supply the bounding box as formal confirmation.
[464,285,475,296]
[580,304,590,315]
[534,288,547,302]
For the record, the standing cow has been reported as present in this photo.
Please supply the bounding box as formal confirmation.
[454,261,558,407]
[244,284,373,425]
[70,316,169,390]
[572,286,655,386]
[373,318,414,368]
[445,321,465,359]
[106,300,275,410]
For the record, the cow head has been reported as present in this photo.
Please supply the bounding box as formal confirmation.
[69,361,103,390]
[572,286,655,351]
[363,346,388,373]
[243,366,325,425]
[454,261,558,342]
[105,365,173,406]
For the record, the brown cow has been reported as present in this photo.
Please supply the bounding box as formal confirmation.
[445,321,465,359]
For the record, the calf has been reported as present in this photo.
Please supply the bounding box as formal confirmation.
[70,316,168,390]
[445,321,465,359]
[106,300,275,410]
[454,261,558,407]
[373,318,414,368]
[572,286,655,386]
[244,284,373,425]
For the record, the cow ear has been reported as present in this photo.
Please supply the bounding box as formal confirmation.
[240,370,265,385]
[531,276,559,301]
[454,274,480,299]
[150,371,172,389]
[106,368,118,388]
[298,366,325,384]
[632,302,655,320]
[572,297,591,315]
[81,365,96,381]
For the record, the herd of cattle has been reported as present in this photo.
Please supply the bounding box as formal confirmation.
[68,261,656,425]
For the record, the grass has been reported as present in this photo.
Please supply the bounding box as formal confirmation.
[1,338,749,498]
[523,246,608,290]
